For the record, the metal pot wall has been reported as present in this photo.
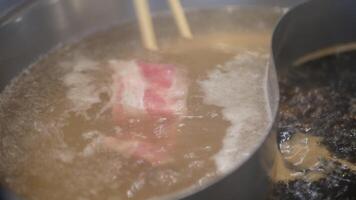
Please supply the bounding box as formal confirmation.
[273,0,356,69]
[0,0,321,200]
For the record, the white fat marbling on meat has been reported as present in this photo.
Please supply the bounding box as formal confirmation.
[110,60,146,112]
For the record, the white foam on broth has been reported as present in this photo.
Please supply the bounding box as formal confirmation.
[199,52,271,173]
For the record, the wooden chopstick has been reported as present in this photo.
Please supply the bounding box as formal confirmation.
[133,0,193,50]
[133,0,158,51]
[168,0,193,39]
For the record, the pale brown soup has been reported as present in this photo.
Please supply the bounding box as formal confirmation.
[0,7,281,200]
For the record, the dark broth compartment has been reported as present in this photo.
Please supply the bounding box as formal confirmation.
[270,51,356,200]
[279,51,356,163]
[269,0,356,198]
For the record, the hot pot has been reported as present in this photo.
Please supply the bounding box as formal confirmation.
[4,0,354,199]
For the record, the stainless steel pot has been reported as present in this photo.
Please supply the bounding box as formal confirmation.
[0,0,332,200]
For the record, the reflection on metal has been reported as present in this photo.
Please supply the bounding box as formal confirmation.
[294,42,356,66]
[51,1,70,31]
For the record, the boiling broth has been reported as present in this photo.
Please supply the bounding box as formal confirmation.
[270,49,356,200]
[0,7,281,200]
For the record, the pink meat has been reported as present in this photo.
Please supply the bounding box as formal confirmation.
[106,60,187,165]
[112,60,187,120]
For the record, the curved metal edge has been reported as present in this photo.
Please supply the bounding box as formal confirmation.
[0,0,40,26]
[272,0,356,69]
